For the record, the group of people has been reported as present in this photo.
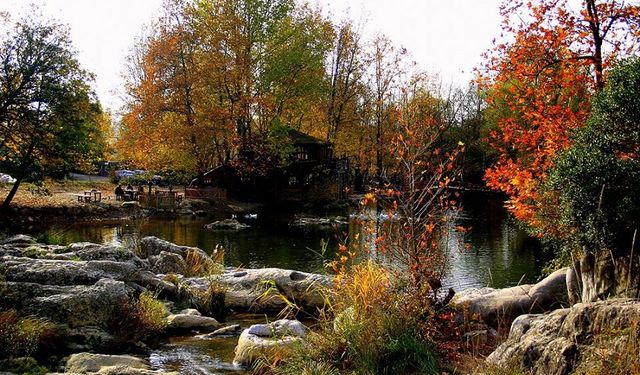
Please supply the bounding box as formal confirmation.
[114,183,145,201]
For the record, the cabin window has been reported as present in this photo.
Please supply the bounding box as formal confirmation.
[296,147,309,160]
[204,177,212,185]
[288,176,298,186]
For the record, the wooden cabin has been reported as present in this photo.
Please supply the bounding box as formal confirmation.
[189,130,349,203]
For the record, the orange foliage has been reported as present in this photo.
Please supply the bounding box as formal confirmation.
[481,0,640,229]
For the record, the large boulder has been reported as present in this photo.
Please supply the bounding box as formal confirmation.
[138,236,208,260]
[183,268,332,312]
[233,320,307,367]
[451,268,569,327]
[148,251,188,275]
[0,256,175,296]
[13,278,132,329]
[487,298,640,375]
[65,353,148,373]
[138,236,215,276]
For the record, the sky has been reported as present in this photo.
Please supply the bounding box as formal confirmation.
[0,0,503,113]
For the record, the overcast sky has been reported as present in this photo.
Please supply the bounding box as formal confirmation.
[0,0,503,112]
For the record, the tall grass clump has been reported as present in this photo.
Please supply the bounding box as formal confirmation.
[0,310,55,359]
[573,323,640,375]
[110,291,167,341]
[184,248,224,277]
[274,261,439,375]
[36,229,67,246]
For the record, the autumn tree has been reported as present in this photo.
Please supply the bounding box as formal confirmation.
[482,0,640,229]
[119,0,333,175]
[0,14,106,208]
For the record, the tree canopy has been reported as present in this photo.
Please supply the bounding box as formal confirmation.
[0,14,108,208]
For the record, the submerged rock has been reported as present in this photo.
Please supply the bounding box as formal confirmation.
[487,298,640,375]
[451,268,569,327]
[233,320,307,367]
[204,219,250,230]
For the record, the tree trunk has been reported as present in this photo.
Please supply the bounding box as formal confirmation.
[2,175,24,210]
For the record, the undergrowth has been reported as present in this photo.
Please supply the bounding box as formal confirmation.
[271,261,439,375]
[110,291,167,341]
[0,310,55,359]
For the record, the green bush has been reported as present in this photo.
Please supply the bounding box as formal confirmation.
[548,57,640,257]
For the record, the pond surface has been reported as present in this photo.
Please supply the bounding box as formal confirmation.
[47,192,547,289]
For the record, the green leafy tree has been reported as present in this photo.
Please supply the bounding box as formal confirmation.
[0,14,105,208]
[548,57,640,257]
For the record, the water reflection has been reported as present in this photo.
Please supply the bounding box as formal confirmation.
[47,193,547,289]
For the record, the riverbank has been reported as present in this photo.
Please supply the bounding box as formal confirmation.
[0,179,268,232]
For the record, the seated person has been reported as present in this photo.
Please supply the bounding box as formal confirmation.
[114,185,124,200]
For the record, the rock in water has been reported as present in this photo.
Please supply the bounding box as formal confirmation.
[204,219,250,230]
[233,319,307,367]
[165,313,220,331]
[203,324,242,337]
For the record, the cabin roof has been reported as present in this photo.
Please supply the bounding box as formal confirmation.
[288,129,327,146]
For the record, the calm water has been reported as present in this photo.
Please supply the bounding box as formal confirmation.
[46,192,546,289]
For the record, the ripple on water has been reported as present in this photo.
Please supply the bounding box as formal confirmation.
[149,335,245,375]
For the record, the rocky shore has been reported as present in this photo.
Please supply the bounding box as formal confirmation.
[0,234,328,374]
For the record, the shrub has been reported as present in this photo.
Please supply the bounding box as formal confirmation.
[0,310,55,359]
[36,230,66,246]
[110,291,167,341]
[274,261,439,375]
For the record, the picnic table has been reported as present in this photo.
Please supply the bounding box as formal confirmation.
[72,193,92,203]
[83,190,102,202]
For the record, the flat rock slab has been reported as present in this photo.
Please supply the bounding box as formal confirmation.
[65,353,148,373]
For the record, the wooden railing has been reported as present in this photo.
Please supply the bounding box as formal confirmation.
[185,187,227,200]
